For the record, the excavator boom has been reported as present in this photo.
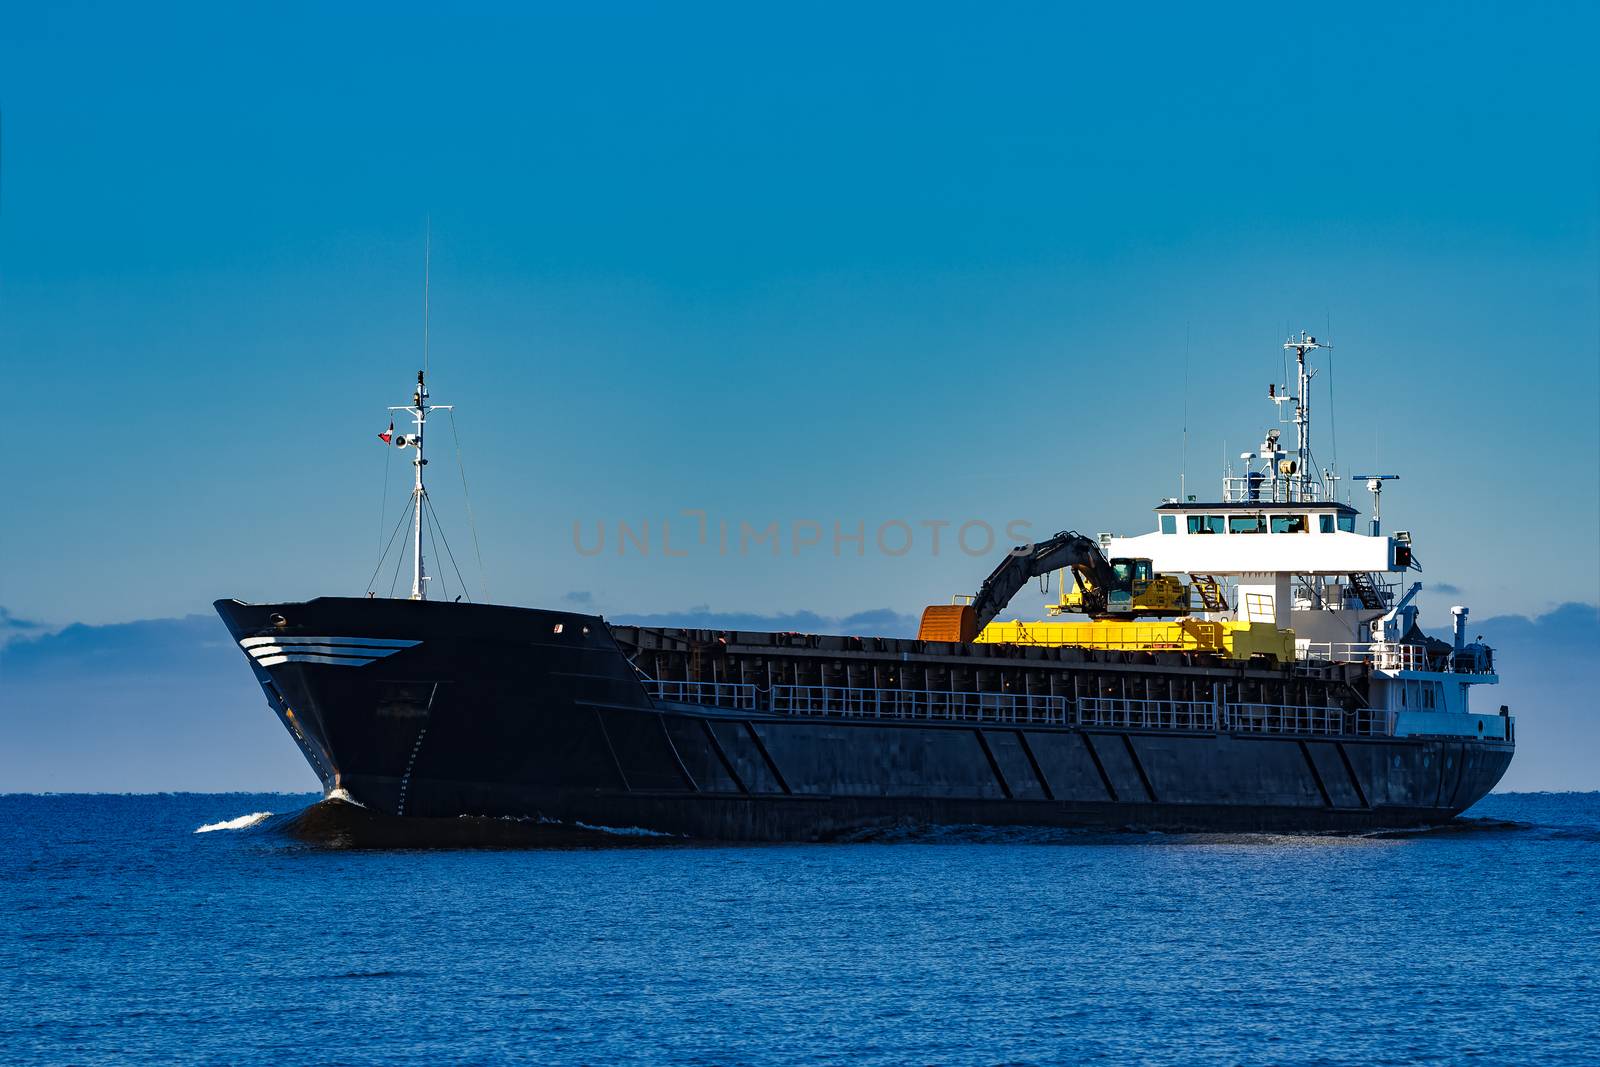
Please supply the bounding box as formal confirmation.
[972,530,1114,631]
[917,530,1116,642]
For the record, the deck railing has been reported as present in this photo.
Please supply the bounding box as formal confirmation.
[1298,641,1426,672]
[1078,697,1216,731]
[642,680,1389,738]
[1228,702,1387,737]
[770,685,1071,726]
[642,680,758,710]
[1221,476,1331,503]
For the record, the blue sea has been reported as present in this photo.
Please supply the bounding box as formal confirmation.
[2,793,1597,1066]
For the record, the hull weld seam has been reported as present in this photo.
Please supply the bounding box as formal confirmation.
[1122,734,1158,803]
[658,715,700,793]
[744,723,792,795]
[1299,740,1334,808]
[593,710,632,792]
[1334,741,1371,809]
[1015,730,1054,801]
[700,720,749,795]
[1082,733,1119,803]
[973,730,1013,800]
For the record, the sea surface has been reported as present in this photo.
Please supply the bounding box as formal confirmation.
[2,792,1597,1066]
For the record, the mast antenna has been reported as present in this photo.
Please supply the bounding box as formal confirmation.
[1181,322,1190,501]
[1324,310,1338,497]
[1278,330,1329,500]
[383,227,454,600]
[423,220,431,380]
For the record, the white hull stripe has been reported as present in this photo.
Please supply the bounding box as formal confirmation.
[240,635,419,650]
[241,637,419,668]
[249,649,378,661]
[254,654,381,668]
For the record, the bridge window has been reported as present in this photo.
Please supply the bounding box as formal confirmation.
[1160,514,1177,534]
[1319,514,1335,533]
[1338,514,1356,533]
[1228,515,1266,534]
[1187,514,1226,535]
[1270,515,1308,533]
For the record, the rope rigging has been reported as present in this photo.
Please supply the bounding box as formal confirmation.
[424,492,472,603]
[447,409,488,602]
[425,495,448,601]
[366,424,477,602]
[387,495,416,598]
[368,492,416,596]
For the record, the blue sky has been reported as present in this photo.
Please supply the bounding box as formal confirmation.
[4,2,1598,637]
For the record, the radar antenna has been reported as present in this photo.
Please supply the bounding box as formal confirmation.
[1352,473,1399,535]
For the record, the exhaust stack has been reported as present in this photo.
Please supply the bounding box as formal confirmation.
[1452,605,1469,653]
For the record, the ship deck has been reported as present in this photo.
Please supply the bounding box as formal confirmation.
[611,624,1379,740]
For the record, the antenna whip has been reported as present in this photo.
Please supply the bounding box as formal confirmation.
[423,220,431,380]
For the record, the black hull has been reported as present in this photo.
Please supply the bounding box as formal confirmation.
[215,597,1514,841]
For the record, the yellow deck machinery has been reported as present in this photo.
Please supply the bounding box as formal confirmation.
[916,529,1294,660]
[973,618,1295,660]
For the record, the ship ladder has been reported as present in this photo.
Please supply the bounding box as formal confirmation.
[1191,574,1229,613]
[1347,572,1388,610]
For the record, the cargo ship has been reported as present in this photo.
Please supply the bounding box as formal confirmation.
[215,333,1513,838]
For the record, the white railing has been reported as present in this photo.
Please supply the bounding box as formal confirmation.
[770,685,1071,726]
[642,680,1389,737]
[1078,697,1216,731]
[1298,641,1426,671]
[642,680,758,710]
[1222,476,1332,504]
[1229,702,1386,737]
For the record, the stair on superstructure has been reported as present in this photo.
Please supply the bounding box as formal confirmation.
[1347,572,1389,610]
[1191,575,1229,613]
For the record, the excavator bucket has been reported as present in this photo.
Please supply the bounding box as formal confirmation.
[918,603,977,643]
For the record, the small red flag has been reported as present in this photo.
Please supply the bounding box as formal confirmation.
[378,421,394,445]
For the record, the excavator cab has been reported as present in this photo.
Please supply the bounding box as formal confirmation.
[1107,557,1151,613]
[1112,558,1153,585]
[1057,557,1190,617]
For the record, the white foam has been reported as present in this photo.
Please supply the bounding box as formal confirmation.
[573,820,677,838]
[194,811,273,833]
[324,788,366,808]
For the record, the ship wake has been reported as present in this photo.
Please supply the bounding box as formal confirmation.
[209,797,688,850]
[194,811,275,833]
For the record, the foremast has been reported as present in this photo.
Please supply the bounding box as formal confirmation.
[388,370,451,600]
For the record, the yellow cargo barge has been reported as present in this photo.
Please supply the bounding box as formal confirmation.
[974,618,1296,661]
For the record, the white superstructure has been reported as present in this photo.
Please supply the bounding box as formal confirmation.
[1105,332,1507,742]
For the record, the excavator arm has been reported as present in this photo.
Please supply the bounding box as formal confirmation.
[971,530,1115,630]
[918,530,1116,642]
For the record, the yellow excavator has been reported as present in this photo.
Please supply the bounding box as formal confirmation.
[916,529,1292,660]
[917,530,1191,643]
[1052,555,1191,618]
